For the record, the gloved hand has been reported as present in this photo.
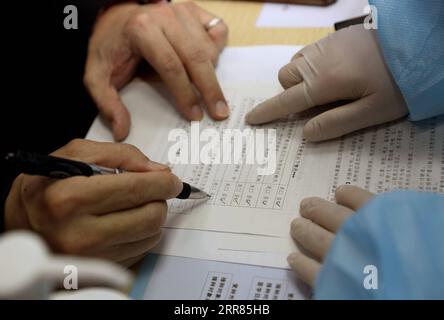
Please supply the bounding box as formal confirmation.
[246,25,409,142]
[287,185,374,287]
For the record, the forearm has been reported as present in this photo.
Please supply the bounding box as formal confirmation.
[369,0,444,120]
[315,190,444,299]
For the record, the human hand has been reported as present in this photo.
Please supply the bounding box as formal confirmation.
[84,1,229,141]
[287,185,374,287]
[246,25,409,142]
[5,139,182,267]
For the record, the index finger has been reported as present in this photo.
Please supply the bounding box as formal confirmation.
[44,171,183,217]
[132,24,204,121]
[186,58,229,120]
[167,7,229,120]
[245,82,313,125]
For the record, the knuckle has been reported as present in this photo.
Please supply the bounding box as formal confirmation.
[186,48,209,64]
[121,143,141,155]
[44,189,77,220]
[156,3,175,19]
[127,12,151,32]
[182,1,195,9]
[175,2,193,13]
[127,177,148,205]
[161,54,182,74]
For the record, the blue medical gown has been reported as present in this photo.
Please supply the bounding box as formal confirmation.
[369,0,444,120]
[315,191,444,299]
[315,1,444,299]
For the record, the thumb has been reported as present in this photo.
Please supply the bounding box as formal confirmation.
[84,65,131,142]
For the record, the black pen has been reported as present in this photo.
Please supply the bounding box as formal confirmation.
[4,150,210,200]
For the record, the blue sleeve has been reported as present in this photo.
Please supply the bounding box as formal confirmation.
[314,191,444,300]
[368,0,444,120]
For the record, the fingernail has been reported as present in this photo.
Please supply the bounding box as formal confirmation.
[191,105,203,120]
[303,121,321,142]
[245,105,262,124]
[215,101,229,118]
[146,160,170,171]
[172,174,184,196]
[290,218,302,234]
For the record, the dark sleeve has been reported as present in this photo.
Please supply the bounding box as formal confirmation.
[1,0,120,233]
[52,0,116,39]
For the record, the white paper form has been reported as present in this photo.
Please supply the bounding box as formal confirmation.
[256,0,369,28]
[87,82,444,237]
[131,254,310,300]
[87,46,444,268]
[152,228,296,269]
[86,47,303,238]
[89,82,303,237]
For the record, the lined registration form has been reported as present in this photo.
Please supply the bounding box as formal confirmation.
[87,46,444,268]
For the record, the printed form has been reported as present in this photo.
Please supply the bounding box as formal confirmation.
[131,254,310,300]
[87,46,444,268]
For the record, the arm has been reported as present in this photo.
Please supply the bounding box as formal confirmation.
[1,0,135,234]
[315,190,444,299]
[369,0,444,120]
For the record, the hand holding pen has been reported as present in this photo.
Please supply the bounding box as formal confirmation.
[5,150,209,200]
[3,139,207,266]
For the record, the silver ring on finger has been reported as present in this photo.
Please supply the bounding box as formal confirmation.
[204,17,223,31]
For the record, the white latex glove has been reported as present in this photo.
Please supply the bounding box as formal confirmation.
[288,186,374,287]
[246,25,409,142]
